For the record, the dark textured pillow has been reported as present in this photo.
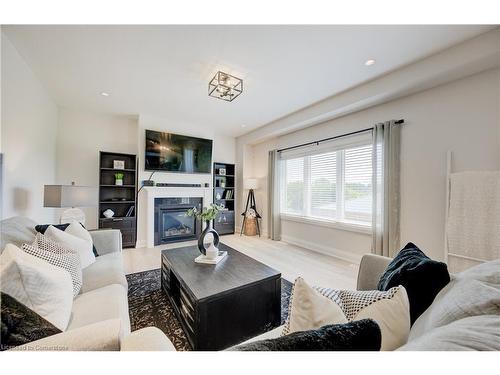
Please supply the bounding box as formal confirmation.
[35,223,99,257]
[1,292,61,351]
[377,242,450,325]
[230,319,381,351]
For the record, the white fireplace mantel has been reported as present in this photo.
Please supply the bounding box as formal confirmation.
[143,186,213,248]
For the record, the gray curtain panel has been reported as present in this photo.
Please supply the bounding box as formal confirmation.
[372,120,401,257]
[268,150,281,240]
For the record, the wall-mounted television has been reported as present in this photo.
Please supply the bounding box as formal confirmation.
[145,130,213,174]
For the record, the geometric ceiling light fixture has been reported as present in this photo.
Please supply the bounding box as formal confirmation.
[208,71,243,102]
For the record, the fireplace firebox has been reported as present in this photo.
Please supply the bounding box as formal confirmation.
[154,197,202,245]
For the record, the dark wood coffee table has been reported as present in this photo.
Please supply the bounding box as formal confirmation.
[161,242,281,350]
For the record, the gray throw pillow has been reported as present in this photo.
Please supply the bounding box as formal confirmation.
[409,259,500,340]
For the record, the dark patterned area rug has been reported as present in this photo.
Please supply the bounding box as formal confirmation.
[126,268,293,351]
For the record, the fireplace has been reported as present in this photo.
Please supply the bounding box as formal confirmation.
[154,197,202,245]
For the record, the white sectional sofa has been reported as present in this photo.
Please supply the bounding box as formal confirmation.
[3,217,498,350]
[1,216,173,351]
[239,253,500,350]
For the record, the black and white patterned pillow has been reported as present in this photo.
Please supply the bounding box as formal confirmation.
[22,234,83,297]
[313,286,400,320]
[282,278,410,350]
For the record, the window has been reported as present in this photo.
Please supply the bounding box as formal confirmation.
[284,158,304,214]
[280,142,372,229]
[344,145,373,222]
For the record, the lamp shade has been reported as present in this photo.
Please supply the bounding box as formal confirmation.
[244,178,259,190]
[44,185,97,208]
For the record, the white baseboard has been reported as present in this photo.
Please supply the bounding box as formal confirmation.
[135,239,147,249]
[280,234,362,265]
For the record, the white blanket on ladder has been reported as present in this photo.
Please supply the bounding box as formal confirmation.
[447,171,500,272]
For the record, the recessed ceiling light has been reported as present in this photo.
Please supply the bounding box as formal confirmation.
[365,59,376,66]
[241,124,247,128]
[100,92,110,97]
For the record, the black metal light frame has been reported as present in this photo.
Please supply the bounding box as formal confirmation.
[208,71,243,102]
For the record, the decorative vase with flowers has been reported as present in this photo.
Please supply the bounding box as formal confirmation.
[187,203,225,261]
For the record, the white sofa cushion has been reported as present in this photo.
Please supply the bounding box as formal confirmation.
[121,327,176,351]
[11,319,124,351]
[399,315,500,351]
[0,216,37,252]
[410,259,500,340]
[45,225,95,268]
[81,252,127,293]
[68,284,131,335]
[0,244,73,330]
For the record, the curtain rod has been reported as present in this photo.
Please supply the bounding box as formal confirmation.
[277,119,404,153]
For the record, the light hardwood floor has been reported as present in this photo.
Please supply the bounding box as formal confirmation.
[123,235,359,289]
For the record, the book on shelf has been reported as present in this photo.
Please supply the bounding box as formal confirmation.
[125,205,135,217]
[223,189,233,199]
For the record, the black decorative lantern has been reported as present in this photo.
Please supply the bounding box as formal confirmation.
[208,71,243,102]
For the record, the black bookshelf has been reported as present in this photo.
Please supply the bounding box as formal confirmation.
[98,151,138,248]
[213,162,235,235]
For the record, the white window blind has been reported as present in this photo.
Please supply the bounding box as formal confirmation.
[280,135,373,228]
[283,158,304,215]
[310,152,337,220]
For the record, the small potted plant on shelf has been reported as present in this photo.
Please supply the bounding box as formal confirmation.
[115,172,124,186]
[187,203,224,259]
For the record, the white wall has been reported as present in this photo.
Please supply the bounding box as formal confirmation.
[0,27,3,154]
[136,114,236,247]
[56,108,138,229]
[1,33,59,223]
[240,67,500,262]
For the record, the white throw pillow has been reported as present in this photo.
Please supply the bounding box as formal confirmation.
[22,233,83,297]
[65,220,93,244]
[45,225,95,268]
[283,278,347,335]
[284,277,411,351]
[0,244,73,330]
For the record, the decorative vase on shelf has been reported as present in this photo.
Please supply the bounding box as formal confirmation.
[115,179,123,186]
[103,209,115,218]
[198,220,220,258]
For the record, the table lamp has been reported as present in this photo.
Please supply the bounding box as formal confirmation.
[44,182,98,225]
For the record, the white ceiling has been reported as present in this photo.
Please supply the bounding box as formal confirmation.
[3,25,494,137]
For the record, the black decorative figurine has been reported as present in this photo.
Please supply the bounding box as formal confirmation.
[198,220,220,255]
[186,204,224,258]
